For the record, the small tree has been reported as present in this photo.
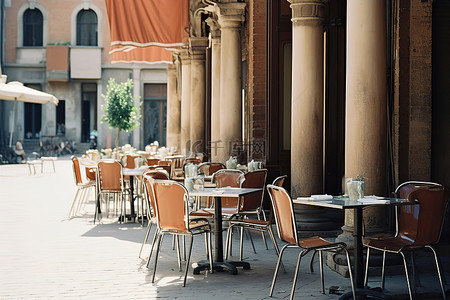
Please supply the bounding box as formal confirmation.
[101,78,141,148]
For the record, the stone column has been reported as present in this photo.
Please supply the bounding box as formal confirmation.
[189,37,209,155]
[288,0,343,234]
[180,48,191,156]
[289,0,326,198]
[216,2,246,162]
[206,17,221,162]
[166,62,181,150]
[332,0,388,276]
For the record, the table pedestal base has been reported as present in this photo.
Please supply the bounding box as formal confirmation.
[193,260,250,275]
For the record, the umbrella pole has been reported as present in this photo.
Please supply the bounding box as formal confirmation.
[8,100,16,148]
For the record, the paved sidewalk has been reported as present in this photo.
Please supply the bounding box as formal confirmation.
[0,159,448,299]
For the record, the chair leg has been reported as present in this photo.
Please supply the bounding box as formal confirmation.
[400,251,413,300]
[146,227,160,268]
[208,231,213,272]
[310,250,317,272]
[410,251,421,289]
[319,250,325,294]
[69,188,81,218]
[267,226,286,273]
[364,247,371,286]
[247,228,257,254]
[239,227,245,261]
[183,235,194,287]
[139,221,153,258]
[290,250,307,300]
[426,245,447,300]
[176,235,182,271]
[344,248,357,300]
[225,225,233,259]
[382,251,386,289]
[269,244,288,297]
[152,232,164,283]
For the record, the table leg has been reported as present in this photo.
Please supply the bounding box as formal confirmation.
[354,207,364,288]
[340,207,393,300]
[193,196,249,275]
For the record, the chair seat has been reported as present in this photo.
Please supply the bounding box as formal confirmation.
[230,218,270,227]
[298,236,344,250]
[365,235,414,252]
[190,209,214,218]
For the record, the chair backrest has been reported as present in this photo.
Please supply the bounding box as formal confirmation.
[212,169,244,208]
[267,184,298,245]
[395,181,444,238]
[85,166,96,181]
[401,186,449,246]
[97,160,124,192]
[143,172,169,219]
[71,156,83,185]
[147,158,160,166]
[143,169,170,180]
[198,162,225,176]
[156,164,172,178]
[395,181,443,200]
[125,154,140,169]
[158,160,171,166]
[272,175,287,187]
[239,169,267,211]
[152,180,189,232]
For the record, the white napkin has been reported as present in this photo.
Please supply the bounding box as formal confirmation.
[311,194,333,200]
[358,197,390,204]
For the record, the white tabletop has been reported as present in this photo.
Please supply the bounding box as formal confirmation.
[189,187,261,198]
[293,195,409,209]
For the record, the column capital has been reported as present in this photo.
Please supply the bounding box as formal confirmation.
[288,0,327,26]
[215,2,246,29]
[189,37,209,61]
[206,17,221,39]
[180,47,191,65]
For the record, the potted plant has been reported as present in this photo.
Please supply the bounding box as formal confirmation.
[101,78,141,149]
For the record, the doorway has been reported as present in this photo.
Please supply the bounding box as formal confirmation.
[143,83,167,146]
[81,83,97,143]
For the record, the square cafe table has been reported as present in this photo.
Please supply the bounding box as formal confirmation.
[188,187,262,275]
[293,195,410,299]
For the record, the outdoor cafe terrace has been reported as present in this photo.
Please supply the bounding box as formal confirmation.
[0,155,449,299]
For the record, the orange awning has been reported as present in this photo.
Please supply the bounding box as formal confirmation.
[110,45,174,65]
[105,0,188,63]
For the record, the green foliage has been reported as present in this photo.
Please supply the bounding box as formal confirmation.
[101,78,141,132]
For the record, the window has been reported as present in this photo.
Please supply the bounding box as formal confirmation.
[76,9,98,46]
[23,9,43,46]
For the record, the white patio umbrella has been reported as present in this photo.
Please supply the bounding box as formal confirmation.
[0,75,59,147]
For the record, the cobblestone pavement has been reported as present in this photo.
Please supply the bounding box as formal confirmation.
[0,158,448,299]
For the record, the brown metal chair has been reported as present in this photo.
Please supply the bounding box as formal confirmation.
[364,186,449,299]
[94,160,126,223]
[147,158,160,166]
[197,162,226,176]
[225,169,268,257]
[149,180,213,286]
[68,156,96,218]
[226,175,286,262]
[139,171,170,259]
[267,184,355,300]
[210,169,244,215]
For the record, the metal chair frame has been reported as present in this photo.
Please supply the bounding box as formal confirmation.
[364,186,449,300]
[267,184,356,300]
